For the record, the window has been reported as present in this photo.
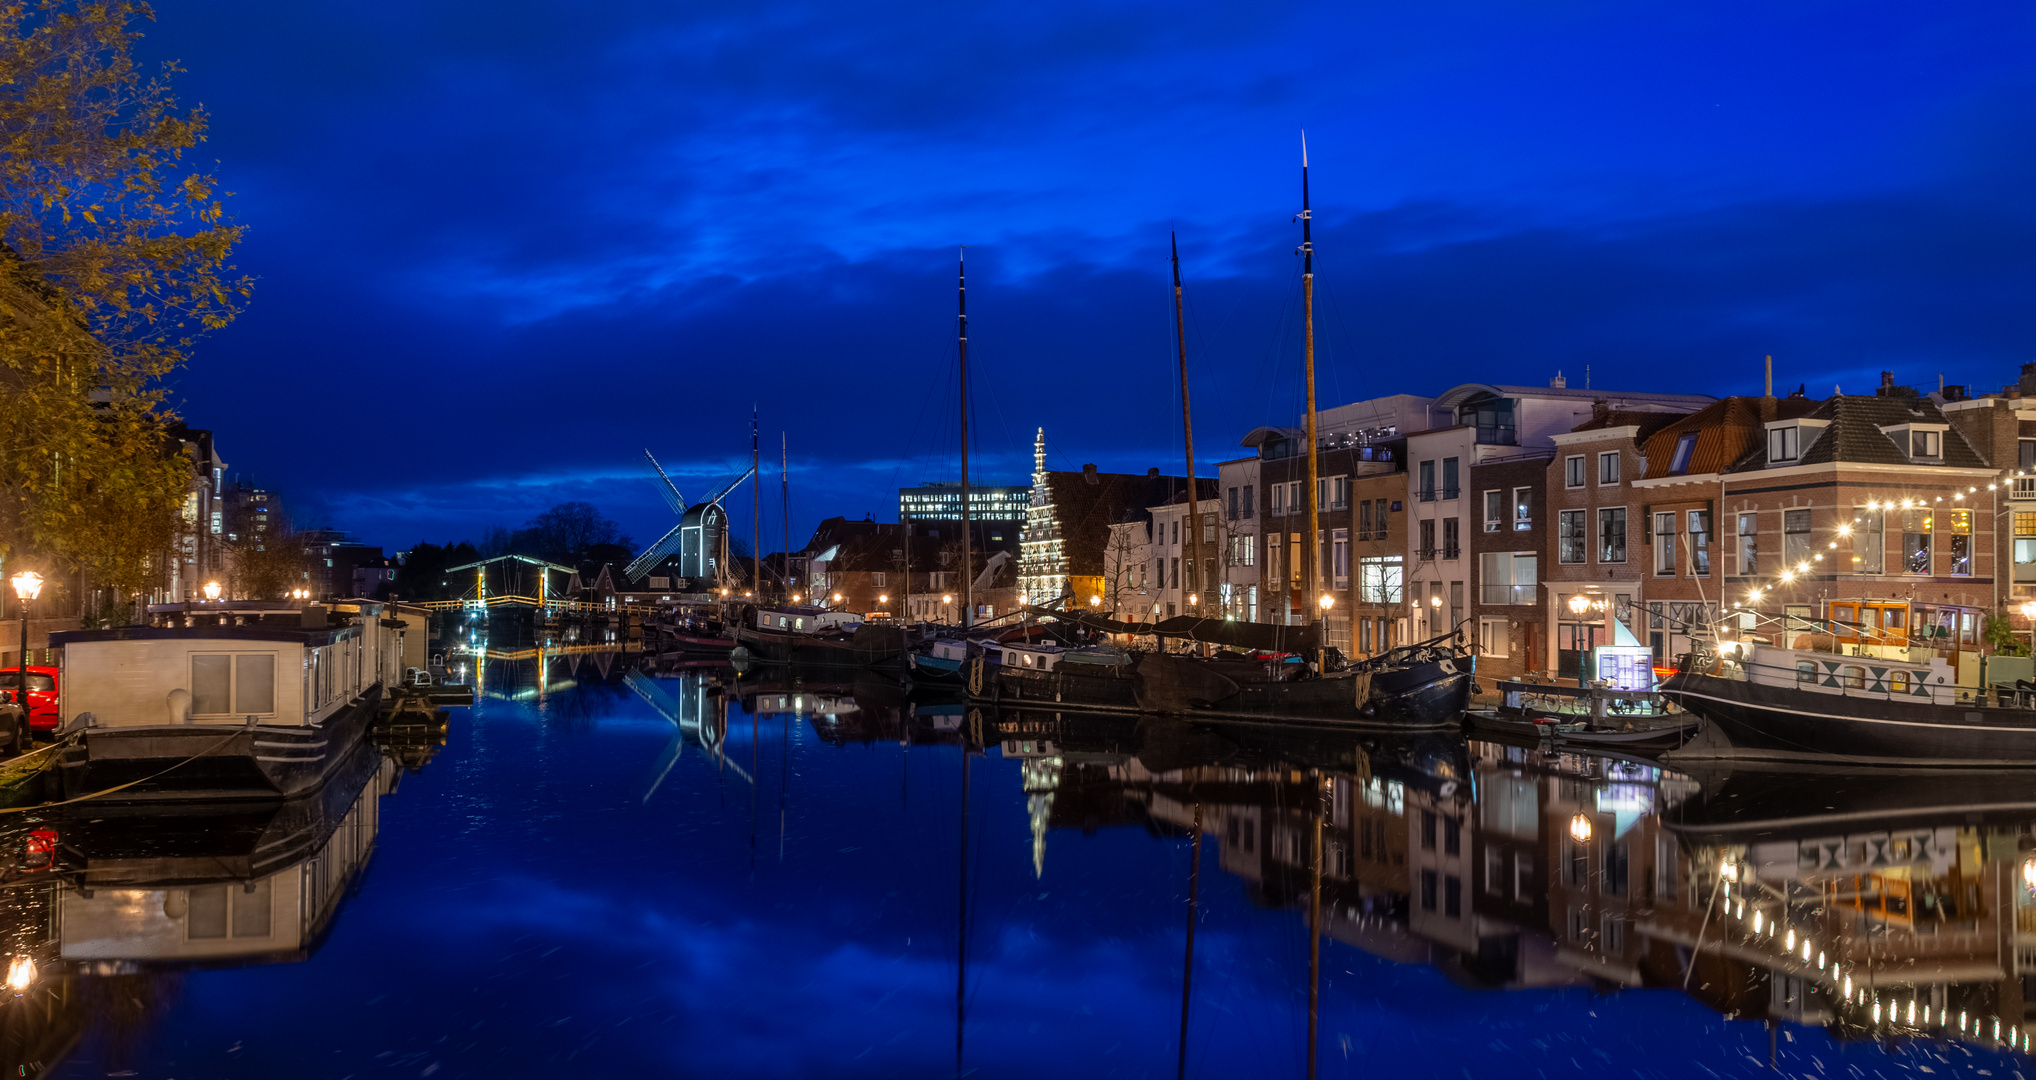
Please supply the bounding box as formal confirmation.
[1514,854,1532,900]
[1171,557,1180,589]
[1513,487,1532,531]
[1559,510,1586,564]
[1484,490,1503,533]
[1668,432,1698,475]
[1687,510,1711,576]
[1271,484,1284,516]
[1840,665,1867,690]
[1172,520,1180,545]
[1796,659,1817,684]
[2016,512,2036,583]
[1947,509,1972,576]
[1444,816,1461,855]
[1654,512,1677,574]
[1442,518,1460,559]
[1227,487,1239,520]
[190,653,277,717]
[1242,484,1254,519]
[1421,810,1437,850]
[1359,556,1404,603]
[1903,509,1932,574]
[1332,528,1349,585]
[1288,482,1302,515]
[1738,513,1758,576]
[1441,458,1459,500]
[1912,428,1941,459]
[1889,670,1912,695]
[1768,425,1800,463]
[1564,455,1584,489]
[1565,839,1590,888]
[1444,876,1462,918]
[1418,460,1435,501]
[1783,509,1811,569]
[1855,509,1884,574]
[1479,617,1511,657]
[1421,870,1438,912]
[1603,841,1629,897]
[1458,393,1516,446]
[1375,498,1389,538]
[1598,451,1619,486]
[1598,507,1627,563]
[1418,519,1435,558]
[1601,913,1626,952]
[1485,847,1505,894]
[1480,552,1536,605]
[871,572,887,588]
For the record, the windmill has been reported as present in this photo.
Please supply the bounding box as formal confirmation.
[625,450,756,584]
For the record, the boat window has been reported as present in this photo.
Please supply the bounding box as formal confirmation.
[1881,607,1904,630]
[1840,665,1867,690]
[191,654,231,714]
[778,617,788,628]
[794,619,805,630]
[1888,670,1911,695]
[235,655,275,715]
[1796,661,1817,684]
[1830,604,1856,630]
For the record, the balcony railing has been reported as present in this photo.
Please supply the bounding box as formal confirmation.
[2015,477,2036,501]
[1441,546,1461,560]
[1479,584,1536,605]
[1417,488,1435,503]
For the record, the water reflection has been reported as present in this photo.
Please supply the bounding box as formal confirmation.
[0,737,414,1076]
[6,657,2034,1076]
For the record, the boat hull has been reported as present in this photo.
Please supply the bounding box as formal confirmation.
[1662,670,2036,766]
[735,623,907,671]
[907,651,963,682]
[58,685,382,802]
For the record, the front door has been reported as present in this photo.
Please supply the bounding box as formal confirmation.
[1558,622,1601,682]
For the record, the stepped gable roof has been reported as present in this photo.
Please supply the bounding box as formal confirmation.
[1731,395,1986,470]
[1639,396,1822,478]
[1041,469,1213,577]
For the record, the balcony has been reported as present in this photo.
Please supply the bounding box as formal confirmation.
[2015,477,2036,501]
[1439,487,1460,501]
[1479,584,1536,605]
[1417,488,1436,503]
[1442,546,1461,560]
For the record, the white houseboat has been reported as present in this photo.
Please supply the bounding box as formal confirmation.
[50,599,409,800]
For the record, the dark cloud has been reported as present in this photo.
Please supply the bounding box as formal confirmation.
[114,0,2036,550]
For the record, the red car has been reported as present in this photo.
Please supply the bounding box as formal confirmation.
[2,667,59,733]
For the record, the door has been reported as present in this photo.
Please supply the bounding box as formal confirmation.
[1557,622,1601,682]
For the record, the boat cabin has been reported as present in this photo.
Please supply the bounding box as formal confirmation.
[1820,599,1983,655]
[1001,644,1064,672]
[54,600,406,730]
[751,606,862,634]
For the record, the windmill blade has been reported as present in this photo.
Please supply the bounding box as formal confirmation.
[703,463,758,506]
[625,521,688,581]
[645,450,686,514]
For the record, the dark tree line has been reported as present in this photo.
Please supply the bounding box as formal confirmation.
[395,501,635,601]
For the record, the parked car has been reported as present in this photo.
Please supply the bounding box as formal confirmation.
[1,666,59,735]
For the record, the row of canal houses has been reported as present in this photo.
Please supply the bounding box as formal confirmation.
[1100,362,2036,681]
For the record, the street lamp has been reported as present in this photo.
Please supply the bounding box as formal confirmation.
[1318,594,1334,611]
[202,580,222,602]
[2020,600,2036,654]
[1569,813,1593,844]
[9,571,41,732]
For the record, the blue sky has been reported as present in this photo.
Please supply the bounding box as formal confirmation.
[135,0,2036,553]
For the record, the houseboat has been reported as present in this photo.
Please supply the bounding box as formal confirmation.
[732,605,908,670]
[1660,599,2036,766]
[50,599,410,801]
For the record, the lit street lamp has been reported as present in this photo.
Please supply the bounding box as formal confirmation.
[2020,600,2036,653]
[9,571,41,744]
[202,580,222,602]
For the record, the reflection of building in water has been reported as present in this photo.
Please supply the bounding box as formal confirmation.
[1013,716,2036,1059]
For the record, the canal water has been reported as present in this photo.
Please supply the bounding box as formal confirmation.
[8,648,2033,1077]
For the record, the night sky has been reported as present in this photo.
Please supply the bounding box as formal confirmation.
[135,0,2036,556]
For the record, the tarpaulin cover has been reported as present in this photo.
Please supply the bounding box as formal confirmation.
[1023,606,1320,654]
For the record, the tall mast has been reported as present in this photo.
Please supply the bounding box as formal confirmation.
[958,248,973,630]
[781,432,790,601]
[1300,133,1323,662]
[752,406,761,601]
[1172,233,1205,622]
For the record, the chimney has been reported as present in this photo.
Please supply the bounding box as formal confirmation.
[1759,354,1777,422]
[1549,370,1566,389]
[1591,400,1610,423]
[1878,371,1895,396]
[1943,384,1966,402]
[1764,354,1773,398]
[2018,362,2036,395]
[1146,467,1159,478]
[1083,463,1099,484]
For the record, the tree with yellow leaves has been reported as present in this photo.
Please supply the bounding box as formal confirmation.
[0,1,251,612]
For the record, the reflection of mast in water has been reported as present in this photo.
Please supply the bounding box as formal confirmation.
[1178,801,1201,1080]
[1021,755,1062,878]
[955,722,970,1080]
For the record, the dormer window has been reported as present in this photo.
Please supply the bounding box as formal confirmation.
[1764,419,1829,468]
[1668,432,1697,475]
[1878,422,1947,463]
[1768,426,1800,463]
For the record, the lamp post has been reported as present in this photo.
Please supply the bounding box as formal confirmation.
[2019,600,2036,655]
[202,580,222,602]
[9,572,41,737]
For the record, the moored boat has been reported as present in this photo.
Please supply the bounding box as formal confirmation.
[1660,641,2036,766]
[50,599,412,801]
[733,605,907,670]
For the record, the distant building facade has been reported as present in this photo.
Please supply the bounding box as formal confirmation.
[899,482,1031,523]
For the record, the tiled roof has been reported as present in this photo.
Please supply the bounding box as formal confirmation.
[1640,396,1821,478]
[1569,409,1689,441]
[1734,394,1987,470]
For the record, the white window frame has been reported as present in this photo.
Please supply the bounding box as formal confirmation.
[1564,455,1584,489]
[1598,451,1619,486]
